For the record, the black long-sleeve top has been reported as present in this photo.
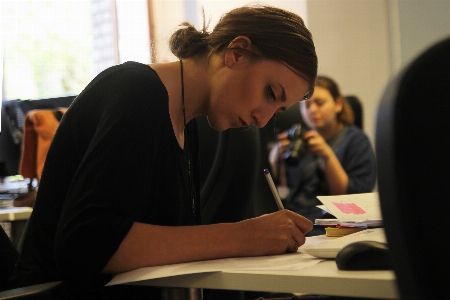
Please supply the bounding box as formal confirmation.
[9,61,201,299]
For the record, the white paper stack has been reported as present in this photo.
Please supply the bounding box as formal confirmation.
[315,192,383,228]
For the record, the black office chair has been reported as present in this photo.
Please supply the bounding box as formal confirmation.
[198,116,277,224]
[0,225,19,290]
[259,101,308,186]
[197,115,297,300]
[198,102,309,224]
[376,36,450,300]
[260,101,307,149]
[1,96,76,178]
[0,224,63,299]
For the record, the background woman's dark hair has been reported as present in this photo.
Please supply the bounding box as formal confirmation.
[316,75,354,125]
[169,5,318,99]
[345,95,363,129]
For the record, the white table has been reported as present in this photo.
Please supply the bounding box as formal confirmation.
[0,206,33,222]
[0,206,33,249]
[128,260,399,299]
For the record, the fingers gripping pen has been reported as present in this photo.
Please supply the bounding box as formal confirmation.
[263,169,284,210]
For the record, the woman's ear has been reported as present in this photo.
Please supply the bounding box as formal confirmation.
[224,36,252,67]
[335,96,344,114]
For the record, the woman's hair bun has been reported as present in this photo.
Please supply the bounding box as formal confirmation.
[169,22,210,59]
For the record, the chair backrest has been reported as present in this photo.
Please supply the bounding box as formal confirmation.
[0,223,63,297]
[198,102,308,224]
[375,36,450,300]
[1,102,23,177]
[198,116,277,224]
[259,101,307,182]
[1,97,75,177]
[20,108,68,182]
[0,225,19,291]
[260,101,306,145]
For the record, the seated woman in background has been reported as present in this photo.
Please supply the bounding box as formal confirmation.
[269,75,377,236]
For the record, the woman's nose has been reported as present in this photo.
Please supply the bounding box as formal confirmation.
[307,102,317,113]
[252,108,275,128]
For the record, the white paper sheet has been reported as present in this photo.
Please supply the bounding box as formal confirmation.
[107,239,325,286]
[317,192,382,222]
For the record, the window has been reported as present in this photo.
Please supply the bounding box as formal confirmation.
[1,0,151,101]
[1,0,306,101]
[1,0,93,100]
[148,0,307,62]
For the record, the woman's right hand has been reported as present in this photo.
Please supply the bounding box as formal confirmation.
[235,210,313,256]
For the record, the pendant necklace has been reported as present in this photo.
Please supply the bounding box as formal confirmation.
[180,59,196,224]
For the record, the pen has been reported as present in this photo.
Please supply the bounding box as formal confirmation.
[263,169,284,210]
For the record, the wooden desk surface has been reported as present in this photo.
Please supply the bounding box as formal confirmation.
[127,260,399,299]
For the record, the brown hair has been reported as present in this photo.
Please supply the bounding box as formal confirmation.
[316,76,354,125]
[169,5,318,99]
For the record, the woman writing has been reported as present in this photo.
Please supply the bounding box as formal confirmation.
[269,76,377,235]
[9,5,318,299]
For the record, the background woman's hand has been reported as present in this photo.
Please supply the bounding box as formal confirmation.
[269,133,290,166]
[235,210,313,256]
[268,132,291,184]
[303,130,333,159]
[303,130,349,195]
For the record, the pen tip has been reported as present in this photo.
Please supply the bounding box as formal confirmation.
[263,169,269,174]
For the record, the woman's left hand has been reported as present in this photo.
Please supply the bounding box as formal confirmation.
[303,130,333,158]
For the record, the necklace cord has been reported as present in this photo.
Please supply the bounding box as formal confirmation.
[180,59,196,224]
[181,60,187,130]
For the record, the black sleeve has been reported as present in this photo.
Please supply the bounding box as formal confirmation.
[51,64,169,280]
